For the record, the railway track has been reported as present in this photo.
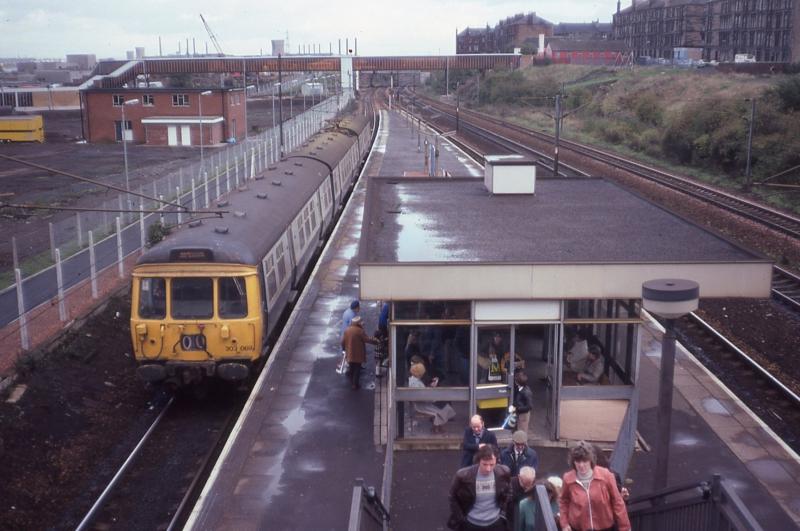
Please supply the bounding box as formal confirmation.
[74,390,243,530]
[675,312,800,454]
[397,90,800,311]
[410,90,800,240]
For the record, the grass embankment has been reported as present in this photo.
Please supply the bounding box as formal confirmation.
[427,65,800,214]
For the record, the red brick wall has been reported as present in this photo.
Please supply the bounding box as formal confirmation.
[82,88,245,144]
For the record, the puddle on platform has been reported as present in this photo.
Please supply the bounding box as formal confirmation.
[283,408,307,437]
[672,432,702,447]
[702,397,731,416]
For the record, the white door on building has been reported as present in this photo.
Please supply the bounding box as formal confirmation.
[167,126,178,146]
[180,125,192,146]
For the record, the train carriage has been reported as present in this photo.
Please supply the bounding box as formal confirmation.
[130,108,374,387]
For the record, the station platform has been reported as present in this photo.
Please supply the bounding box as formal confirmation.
[186,107,799,530]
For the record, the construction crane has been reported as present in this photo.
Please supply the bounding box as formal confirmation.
[200,14,224,56]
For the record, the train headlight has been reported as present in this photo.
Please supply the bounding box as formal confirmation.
[221,325,230,339]
[135,323,147,338]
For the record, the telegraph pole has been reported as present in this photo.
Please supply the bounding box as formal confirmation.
[745,98,756,190]
[553,93,562,177]
[278,54,284,155]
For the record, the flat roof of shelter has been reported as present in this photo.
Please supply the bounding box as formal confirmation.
[358,177,772,300]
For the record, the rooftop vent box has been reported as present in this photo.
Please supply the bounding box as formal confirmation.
[484,155,536,195]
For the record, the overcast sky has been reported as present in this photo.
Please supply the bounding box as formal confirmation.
[1,0,618,59]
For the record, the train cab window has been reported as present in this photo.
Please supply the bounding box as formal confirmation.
[138,277,166,318]
[219,277,248,318]
[171,278,213,319]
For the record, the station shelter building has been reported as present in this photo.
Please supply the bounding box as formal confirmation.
[358,159,772,464]
[80,87,246,146]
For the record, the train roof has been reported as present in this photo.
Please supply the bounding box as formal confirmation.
[287,114,369,170]
[136,155,331,266]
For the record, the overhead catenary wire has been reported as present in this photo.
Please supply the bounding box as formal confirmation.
[0,153,189,211]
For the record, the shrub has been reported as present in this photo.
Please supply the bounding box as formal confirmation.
[771,75,800,111]
[147,221,170,246]
[632,93,663,126]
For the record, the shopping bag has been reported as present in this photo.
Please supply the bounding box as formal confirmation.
[501,412,517,430]
[336,351,348,375]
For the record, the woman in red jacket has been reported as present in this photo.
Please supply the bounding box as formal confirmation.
[559,442,631,531]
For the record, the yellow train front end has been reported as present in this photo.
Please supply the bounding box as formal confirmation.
[130,262,263,387]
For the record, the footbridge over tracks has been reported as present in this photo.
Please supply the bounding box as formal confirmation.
[89,54,524,88]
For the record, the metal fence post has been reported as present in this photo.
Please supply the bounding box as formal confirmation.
[176,186,183,226]
[158,195,165,225]
[49,221,56,261]
[179,167,184,193]
[86,230,97,299]
[15,268,29,350]
[243,145,248,179]
[235,161,240,188]
[76,212,83,248]
[250,149,256,179]
[116,216,124,278]
[55,248,67,321]
[215,167,220,198]
[226,164,230,193]
[139,205,146,250]
[191,177,197,212]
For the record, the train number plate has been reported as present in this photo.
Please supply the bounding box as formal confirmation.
[180,334,207,351]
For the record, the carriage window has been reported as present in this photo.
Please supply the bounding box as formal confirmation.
[171,278,213,318]
[266,271,278,300]
[138,277,166,318]
[219,277,248,318]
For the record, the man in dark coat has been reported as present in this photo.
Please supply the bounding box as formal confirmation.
[461,415,498,468]
[341,316,377,389]
[448,444,512,531]
[499,430,539,477]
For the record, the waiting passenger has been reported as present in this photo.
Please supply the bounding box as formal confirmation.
[512,372,534,434]
[341,316,378,390]
[341,299,360,339]
[408,363,456,433]
[577,346,605,384]
[500,430,539,477]
[478,333,505,383]
[460,415,498,468]
[448,444,512,531]
[559,442,631,531]
[566,328,590,373]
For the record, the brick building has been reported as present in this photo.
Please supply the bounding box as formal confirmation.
[80,87,245,145]
[457,12,554,53]
[545,39,631,64]
[613,0,800,62]
[553,21,614,39]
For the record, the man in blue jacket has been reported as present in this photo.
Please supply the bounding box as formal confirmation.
[499,430,539,477]
[460,415,498,468]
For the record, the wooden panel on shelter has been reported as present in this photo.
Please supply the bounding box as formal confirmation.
[559,399,628,442]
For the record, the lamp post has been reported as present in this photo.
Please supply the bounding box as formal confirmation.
[744,98,756,191]
[120,98,139,208]
[271,82,281,130]
[244,85,255,143]
[198,90,212,171]
[641,278,699,493]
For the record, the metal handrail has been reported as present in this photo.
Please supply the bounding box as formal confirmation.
[627,475,764,531]
[348,478,391,531]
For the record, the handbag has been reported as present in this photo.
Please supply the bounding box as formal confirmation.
[501,412,518,430]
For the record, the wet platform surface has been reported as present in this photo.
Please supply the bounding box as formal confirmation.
[186,106,799,530]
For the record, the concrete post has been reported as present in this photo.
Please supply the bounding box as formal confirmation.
[203,171,209,207]
[15,268,29,350]
[176,186,182,225]
[88,230,98,298]
[215,167,220,198]
[139,204,146,251]
[191,177,197,212]
[49,222,56,261]
[116,216,124,278]
[76,212,83,248]
[55,248,67,321]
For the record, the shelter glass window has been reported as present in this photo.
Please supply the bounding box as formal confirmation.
[219,277,248,318]
[138,277,166,319]
[171,277,213,319]
[565,299,640,320]
[393,301,471,321]
[396,325,470,388]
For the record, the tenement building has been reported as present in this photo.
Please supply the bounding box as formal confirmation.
[457,12,554,53]
[613,0,800,62]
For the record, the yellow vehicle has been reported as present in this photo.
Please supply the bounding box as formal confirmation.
[0,115,44,143]
[130,110,374,388]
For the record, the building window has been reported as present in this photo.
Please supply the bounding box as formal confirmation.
[112,94,124,106]
[142,94,154,106]
[172,93,189,107]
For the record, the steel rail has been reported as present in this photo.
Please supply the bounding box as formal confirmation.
[771,266,800,311]
[413,93,800,239]
[75,396,175,531]
[687,312,800,408]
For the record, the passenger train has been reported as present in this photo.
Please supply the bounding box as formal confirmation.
[130,106,374,387]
